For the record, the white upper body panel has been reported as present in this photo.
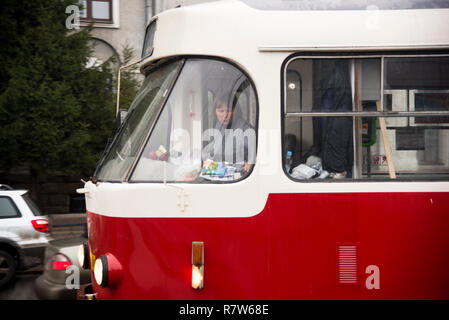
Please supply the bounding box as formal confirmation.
[145,0,449,60]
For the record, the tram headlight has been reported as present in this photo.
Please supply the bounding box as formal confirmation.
[191,242,204,290]
[94,253,123,288]
[94,255,107,287]
[78,242,90,269]
[192,265,204,290]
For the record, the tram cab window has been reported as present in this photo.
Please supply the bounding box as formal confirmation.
[130,58,257,183]
[283,56,449,181]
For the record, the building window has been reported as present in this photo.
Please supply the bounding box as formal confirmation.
[80,0,113,23]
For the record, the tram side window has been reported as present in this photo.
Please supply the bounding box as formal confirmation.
[130,58,258,183]
[283,56,449,181]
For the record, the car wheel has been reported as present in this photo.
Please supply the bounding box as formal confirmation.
[0,250,16,287]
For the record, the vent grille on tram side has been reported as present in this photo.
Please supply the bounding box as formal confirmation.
[338,245,358,284]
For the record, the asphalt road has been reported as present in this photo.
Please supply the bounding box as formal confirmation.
[0,270,41,300]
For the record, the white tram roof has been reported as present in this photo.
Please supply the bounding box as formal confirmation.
[141,0,449,70]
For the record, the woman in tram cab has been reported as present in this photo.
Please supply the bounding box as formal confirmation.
[201,92,256,180]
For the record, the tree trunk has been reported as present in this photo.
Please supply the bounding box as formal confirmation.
[29,165,40,204]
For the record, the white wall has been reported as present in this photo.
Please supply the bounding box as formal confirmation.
[83,0,147,65]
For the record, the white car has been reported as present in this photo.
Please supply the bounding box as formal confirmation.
[0,184,52,287]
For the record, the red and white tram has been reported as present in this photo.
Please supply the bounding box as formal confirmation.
[77,0,449,299]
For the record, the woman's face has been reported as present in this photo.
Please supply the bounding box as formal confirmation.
[215,103,234,126]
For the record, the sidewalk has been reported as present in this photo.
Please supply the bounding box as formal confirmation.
[48,213,87,239]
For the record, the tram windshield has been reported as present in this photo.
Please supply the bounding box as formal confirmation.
[95,60,183,181]
[96,58,258,183]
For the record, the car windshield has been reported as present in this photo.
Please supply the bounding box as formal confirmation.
[95,60,183,181]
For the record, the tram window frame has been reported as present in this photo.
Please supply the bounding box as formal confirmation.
[142,18,157,59]
[281,53,449,182]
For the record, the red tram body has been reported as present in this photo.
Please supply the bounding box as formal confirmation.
[78,0,449,299]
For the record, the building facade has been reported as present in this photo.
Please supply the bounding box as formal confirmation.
[82,0,217,69]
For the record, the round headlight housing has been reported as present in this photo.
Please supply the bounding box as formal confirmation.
[93,253,123,288]
[94,255,108,287]
[77,242,90,269]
